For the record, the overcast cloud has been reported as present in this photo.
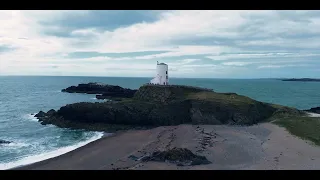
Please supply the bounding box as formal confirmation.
[0,10,319,78]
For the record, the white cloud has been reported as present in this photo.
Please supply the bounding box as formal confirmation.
[207,52,320,61]
[1,10,320,77]
[257,64,311,69]
[222,62,255,66]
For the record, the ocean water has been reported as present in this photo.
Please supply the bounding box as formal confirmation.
[1,76,320,169]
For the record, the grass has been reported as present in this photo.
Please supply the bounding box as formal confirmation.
[187,91,256,106]
[273,116,320,146]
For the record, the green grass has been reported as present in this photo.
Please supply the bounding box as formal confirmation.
[273,116,320,146]
[187,91,256,106]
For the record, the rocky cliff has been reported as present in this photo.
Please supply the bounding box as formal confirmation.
[35,84,306,131]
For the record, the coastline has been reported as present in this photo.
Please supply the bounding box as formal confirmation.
[12,130,137,170]
[3,131,109,170]
[12,123,320,170]
[4,82,320,170]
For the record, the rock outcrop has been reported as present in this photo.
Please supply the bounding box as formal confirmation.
[304,107,320,114]
[0,139,11,144]
[141,148,211,166]
[34,84,306,131]
[61,82,137,100]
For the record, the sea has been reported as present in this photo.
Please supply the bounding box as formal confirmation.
[1,76,320,169]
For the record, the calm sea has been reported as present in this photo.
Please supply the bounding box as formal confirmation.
[1,76,320,169]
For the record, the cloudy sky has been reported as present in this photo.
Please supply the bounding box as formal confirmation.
[0,10,320,78]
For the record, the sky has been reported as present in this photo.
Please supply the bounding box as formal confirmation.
[0,10,320,78]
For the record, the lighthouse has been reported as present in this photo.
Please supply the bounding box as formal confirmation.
[150,61,169,85]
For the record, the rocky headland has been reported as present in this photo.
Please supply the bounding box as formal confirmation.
[35,83,306,132]
[61,82,137,100]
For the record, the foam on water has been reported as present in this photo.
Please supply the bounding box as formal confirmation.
[24,113,38,122]
[307,112,320,117]
[1,142,29,149]
[91,97,106,101]
[0,132,104,170]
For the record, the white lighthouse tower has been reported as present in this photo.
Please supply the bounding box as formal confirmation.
[150,61,169,85]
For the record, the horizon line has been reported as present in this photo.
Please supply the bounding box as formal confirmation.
[0,75,317,80]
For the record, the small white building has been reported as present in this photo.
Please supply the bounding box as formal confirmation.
[150,61,169,85]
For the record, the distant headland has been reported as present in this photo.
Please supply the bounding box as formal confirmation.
[281,78,320,82]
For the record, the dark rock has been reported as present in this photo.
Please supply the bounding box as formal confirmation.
[31,113,34,115]
[304,107,320,114]
[47,109,56,116]
[61,82,137,99]
[0,139,11,144]
[142,148,211,166]
[177,163,184,166]
[191,158,211,166]
[35,111,46,118]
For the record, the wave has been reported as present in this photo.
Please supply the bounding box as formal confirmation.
[24,113,38,122]
[0,132,104,170]
[91,97,106,101]
[1,142,29,149]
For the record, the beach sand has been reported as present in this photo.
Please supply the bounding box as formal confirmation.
[14,123,320,170]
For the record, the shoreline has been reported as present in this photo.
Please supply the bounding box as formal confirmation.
[12,130,133,170]
[11,123,320,170]
[4,112,319,170]
[3,131,110,170]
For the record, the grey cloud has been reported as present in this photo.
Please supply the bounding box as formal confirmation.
[172,11,320,53]
[66,51,170,59]
[40,10,162,38]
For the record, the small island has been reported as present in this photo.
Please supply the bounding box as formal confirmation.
[281,78,320,82]
[36,83,306,131]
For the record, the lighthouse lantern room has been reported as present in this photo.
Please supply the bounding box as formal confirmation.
[150,61,169,85]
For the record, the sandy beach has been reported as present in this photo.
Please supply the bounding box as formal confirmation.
[14,123,320,170]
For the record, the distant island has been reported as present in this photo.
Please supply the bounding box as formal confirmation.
[281,78,320,82]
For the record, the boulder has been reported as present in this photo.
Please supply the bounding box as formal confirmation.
[35,111,46,118]
[47,109,56,116]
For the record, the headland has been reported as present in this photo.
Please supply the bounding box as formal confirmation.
[13,82,320,170]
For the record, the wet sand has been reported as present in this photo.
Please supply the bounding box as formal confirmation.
[14,123,320,170]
